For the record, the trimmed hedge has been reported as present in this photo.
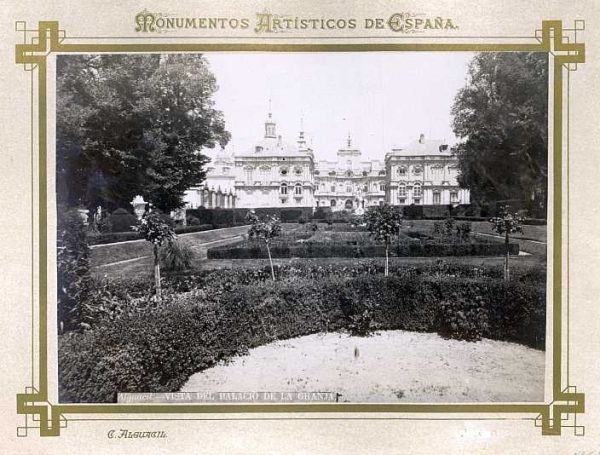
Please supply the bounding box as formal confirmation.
[207,242,519,259]
[58,273,545,403]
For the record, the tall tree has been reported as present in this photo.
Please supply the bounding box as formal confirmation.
[57,54,230,213]
[451,52,548,216]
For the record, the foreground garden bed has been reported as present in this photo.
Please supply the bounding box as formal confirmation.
[58,263,545,403]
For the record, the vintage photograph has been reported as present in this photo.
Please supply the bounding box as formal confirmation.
[56,50,548,404]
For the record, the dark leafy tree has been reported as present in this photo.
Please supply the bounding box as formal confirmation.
[451,52,548,217]
[57,54,230,213]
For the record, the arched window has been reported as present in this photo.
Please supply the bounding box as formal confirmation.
[330,199,337,207]
[295,183,302,195]
[280,183,288,195]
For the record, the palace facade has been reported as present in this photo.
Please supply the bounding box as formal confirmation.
[184,111,469,211]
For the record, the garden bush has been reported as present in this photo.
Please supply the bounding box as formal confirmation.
[436,294,489,341]
[160,240,195,272]
[58,268,546,403]
[107,208,138,233]
[57,206,94,332]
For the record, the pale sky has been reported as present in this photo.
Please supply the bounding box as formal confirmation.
[203,52,474,161]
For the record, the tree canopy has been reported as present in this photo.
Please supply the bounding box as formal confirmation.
[451,52,548,216]
[57,54,230,213]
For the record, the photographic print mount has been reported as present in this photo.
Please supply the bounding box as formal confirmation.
[14,19,584,437]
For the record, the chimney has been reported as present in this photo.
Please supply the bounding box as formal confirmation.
[419,133,425,144]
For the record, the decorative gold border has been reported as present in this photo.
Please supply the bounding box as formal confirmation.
[14,20,585,437]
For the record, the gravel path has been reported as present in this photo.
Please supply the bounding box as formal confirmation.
[181,330,545,403]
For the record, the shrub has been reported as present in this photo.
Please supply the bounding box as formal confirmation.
[436,294,489,341]
[57,206,94,332]
[107,208,138,233]
[160,240,195,272]
[186,215,201,226]
[457,222,472,242]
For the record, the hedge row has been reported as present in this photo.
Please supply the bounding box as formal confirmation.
[207,242,519,259]
[58,274,545,403]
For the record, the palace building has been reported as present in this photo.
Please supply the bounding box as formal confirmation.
[184,110,469,211]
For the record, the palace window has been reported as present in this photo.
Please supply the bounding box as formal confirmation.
[329,171,336,176]
[314,170,320,175]
[280,183,288,195]
[397,166,406,176]
[346,170,353,177]
[414,198,421,204]
[294,167,302,176]
[330,199,337,207]
[331,184,336,192]
[413,182,422,197]
[295,183,302,195]
[379,183,386,192]
[378,170,386,176]
[433,191,441,205]
[398,184,406,197]
[244,167,253,183]
[362,171,368,177]
[450,191,459,203]
[413,166,423,175]
[398,198,406,205]
[280,167,288,176]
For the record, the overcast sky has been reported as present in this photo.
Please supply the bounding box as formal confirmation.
[203,52,474,162]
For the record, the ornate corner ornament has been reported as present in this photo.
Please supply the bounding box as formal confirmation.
[14,19,585,437]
